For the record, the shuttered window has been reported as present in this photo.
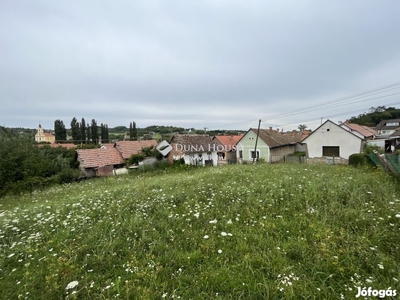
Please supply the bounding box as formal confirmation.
[322,146,339,156]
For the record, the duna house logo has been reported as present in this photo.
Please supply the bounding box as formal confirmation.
[156,140,173,156]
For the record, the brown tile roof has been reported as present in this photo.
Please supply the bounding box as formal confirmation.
[214,135,244,147]
[170,134,222,153]
[343,121,377,138]
[281,130,310,142]
[77,146,125,168]
[114,140,158,159]
[250,128,299,148]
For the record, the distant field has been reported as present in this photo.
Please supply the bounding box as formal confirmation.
[1,164,399,299]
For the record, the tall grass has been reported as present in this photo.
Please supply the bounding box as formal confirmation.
[0,164,399,299]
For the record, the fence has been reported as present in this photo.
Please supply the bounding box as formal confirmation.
[270,155,307,163]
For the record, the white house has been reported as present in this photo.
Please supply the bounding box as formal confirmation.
[302,120,364,159]
[167,134,221,166]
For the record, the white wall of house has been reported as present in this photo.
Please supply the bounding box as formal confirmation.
[304,120,363,159]
[236,130,270,162]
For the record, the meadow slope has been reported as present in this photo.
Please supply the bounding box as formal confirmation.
[0,164,399,299]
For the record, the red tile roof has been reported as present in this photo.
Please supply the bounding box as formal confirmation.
[77,146,125,168]
[114,140,158,159]
[214,135,244,147]
[343,121,377,138]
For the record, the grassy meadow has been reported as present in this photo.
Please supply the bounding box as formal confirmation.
[0,164,399,299]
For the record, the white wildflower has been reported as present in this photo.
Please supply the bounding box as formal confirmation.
[66,280,79,290]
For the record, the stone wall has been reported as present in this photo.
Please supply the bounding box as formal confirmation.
[306,157,348,165]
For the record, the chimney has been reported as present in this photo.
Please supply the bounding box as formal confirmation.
[269,126,272,131]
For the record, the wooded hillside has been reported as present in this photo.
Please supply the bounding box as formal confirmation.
[349,106,400,127]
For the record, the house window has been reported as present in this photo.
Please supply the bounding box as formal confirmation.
[250,150,260,160]
[386,122,399,126]
[322,146,339,157]
[239,150,243,159]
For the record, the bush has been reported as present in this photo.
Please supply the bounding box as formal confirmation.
[128,153,145,165]
[363,143,384,154]
[173,158,185,166]
[349,153,368,167]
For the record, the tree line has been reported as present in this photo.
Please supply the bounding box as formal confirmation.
[54,118,109,144]
[0,126,81,196]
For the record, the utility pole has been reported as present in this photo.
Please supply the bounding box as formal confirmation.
[253,119,261,163]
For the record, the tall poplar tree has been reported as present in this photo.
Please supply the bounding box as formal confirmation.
[130,121,138,140]
[91,119,98,144]
[100,123,110,143]
[86,123,91,143]
[70,117,81,144]
[80,118,86,144]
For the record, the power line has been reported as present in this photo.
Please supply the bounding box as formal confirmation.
[274,101,400,130]
[205,81,400,129]
[260,83,400,122]
[262,92,400,124]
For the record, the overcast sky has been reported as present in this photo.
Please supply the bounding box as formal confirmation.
[1,0,400,132]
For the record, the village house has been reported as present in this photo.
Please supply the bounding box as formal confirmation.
[167,134,222,166]
[376,118,400,137]
[213,134,244,164]
[236,128,300,163]
[76,140,159,177]
[340,120,377,140]
[302,119,364,161]
[76,145,126,177]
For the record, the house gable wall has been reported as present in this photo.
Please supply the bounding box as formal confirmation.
[236,130,270,162]
[304,120,363,159]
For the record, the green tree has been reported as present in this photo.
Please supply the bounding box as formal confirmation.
[298,124,308,131]
[91,119,98,144]
[130,121,138,140]
[80,118,86,144]
[54,119,67,141]
[86,123,91,143]
[100,123,109,143]
[129,122,133,140]
[70,117,81,144]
